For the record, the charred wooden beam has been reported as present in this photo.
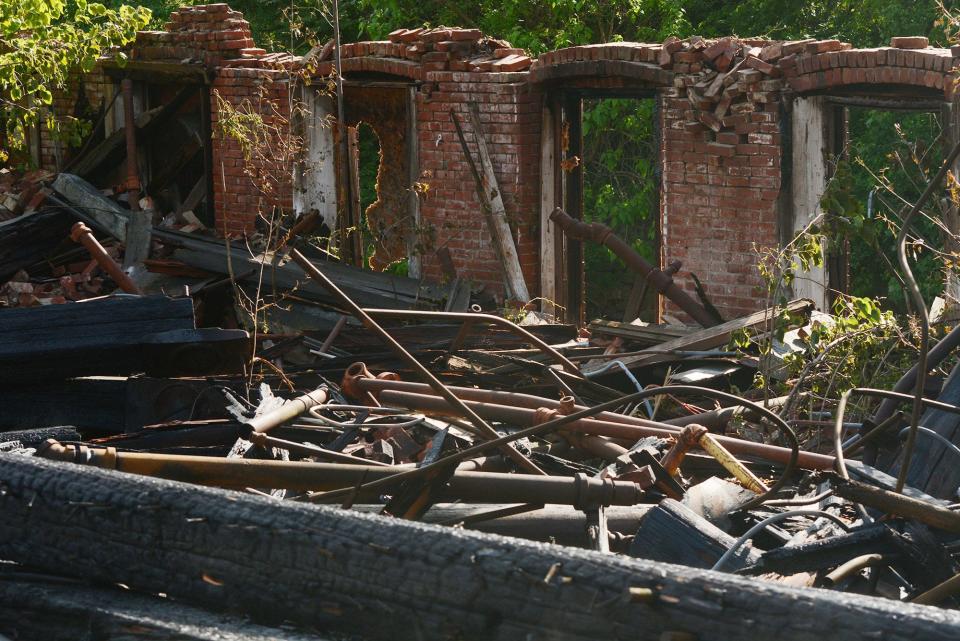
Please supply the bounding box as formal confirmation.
[1,455,959,641]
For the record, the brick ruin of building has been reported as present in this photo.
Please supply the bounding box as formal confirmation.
[36,4,960,324]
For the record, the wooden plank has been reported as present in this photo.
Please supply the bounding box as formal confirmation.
[51,173,131,241]
[585,299,815,373]
[0,295,249,380]
[629,498,761,570]
[539,102,557,315]
[588,319,691,345]
[461,103,530,302]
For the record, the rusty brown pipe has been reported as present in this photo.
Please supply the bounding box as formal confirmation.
[36,441,646,508]
[122,78,141,213]
[660,424,769,493]
[550,207,717,327]
[375,389,835,471]
[351,374,732,432]
[70,222,142,295]
[290,249,545,476]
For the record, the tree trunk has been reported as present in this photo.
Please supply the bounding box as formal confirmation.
[1,454,959,641]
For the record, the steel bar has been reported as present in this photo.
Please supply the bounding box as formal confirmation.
[290,249,545,475]
[363,309,580,375]
[376,389,834,470]
[550,207,717,327]
[69,222,142,294]
[35,441,644,508]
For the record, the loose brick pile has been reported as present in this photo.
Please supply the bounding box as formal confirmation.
[308,27,533,80]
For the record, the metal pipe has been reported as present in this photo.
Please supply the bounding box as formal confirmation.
[290,249,544,475]
[363,308,580,375]
[121,78,141,214]
[659,424,767,493]
[830,475,960,534]
[35,441,644,508]
[821,554,887,588]
[69,222,142,295]
[376,389,834,470]
[246,387,329,434]
[549,207,718,327]
[912,572,960,606]
[351,374,717,431]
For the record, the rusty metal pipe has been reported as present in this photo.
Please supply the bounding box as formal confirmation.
[362,309,581,375]
[352,375,694,431]
[290,249,545,476]
[36,441,644,508]
[70,222,142,295]
[121,78,141,213]
[550,207,717,327]
[376,389,835,470]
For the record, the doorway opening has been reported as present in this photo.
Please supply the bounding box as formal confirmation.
[578,95,661,322]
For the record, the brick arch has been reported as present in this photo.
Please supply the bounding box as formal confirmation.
[339,56,424,81]
[782,48,956,99]
[530,44,673,86]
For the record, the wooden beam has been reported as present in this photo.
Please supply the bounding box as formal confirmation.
[460,103,530,302]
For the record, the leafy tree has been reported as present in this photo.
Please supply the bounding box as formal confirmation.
[0,0,150,164]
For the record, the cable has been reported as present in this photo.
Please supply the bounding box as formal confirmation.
[711,509,851,572]
[897,426,960,463]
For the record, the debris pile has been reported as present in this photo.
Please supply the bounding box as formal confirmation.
[4,172,960,639]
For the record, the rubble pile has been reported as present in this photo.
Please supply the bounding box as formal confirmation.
[3,164,960,640]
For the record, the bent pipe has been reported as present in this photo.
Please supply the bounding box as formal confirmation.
[350,374,732,431]
[375,389,835,470]
[549,207,718,327]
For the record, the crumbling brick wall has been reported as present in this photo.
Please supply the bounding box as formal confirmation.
[44,5,960,318]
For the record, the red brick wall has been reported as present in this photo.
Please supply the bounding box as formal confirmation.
[46,8,960,317]
[415,71,542,299]
[659,71,783,318]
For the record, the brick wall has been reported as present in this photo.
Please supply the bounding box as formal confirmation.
[46,6,960,317]
[414,72,541,296]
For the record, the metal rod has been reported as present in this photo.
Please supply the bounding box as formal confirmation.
[290,249,545,475]
[913,572,960,605]
[36,441,643,508]
[376,389,831,471]
[69,222,142,294]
